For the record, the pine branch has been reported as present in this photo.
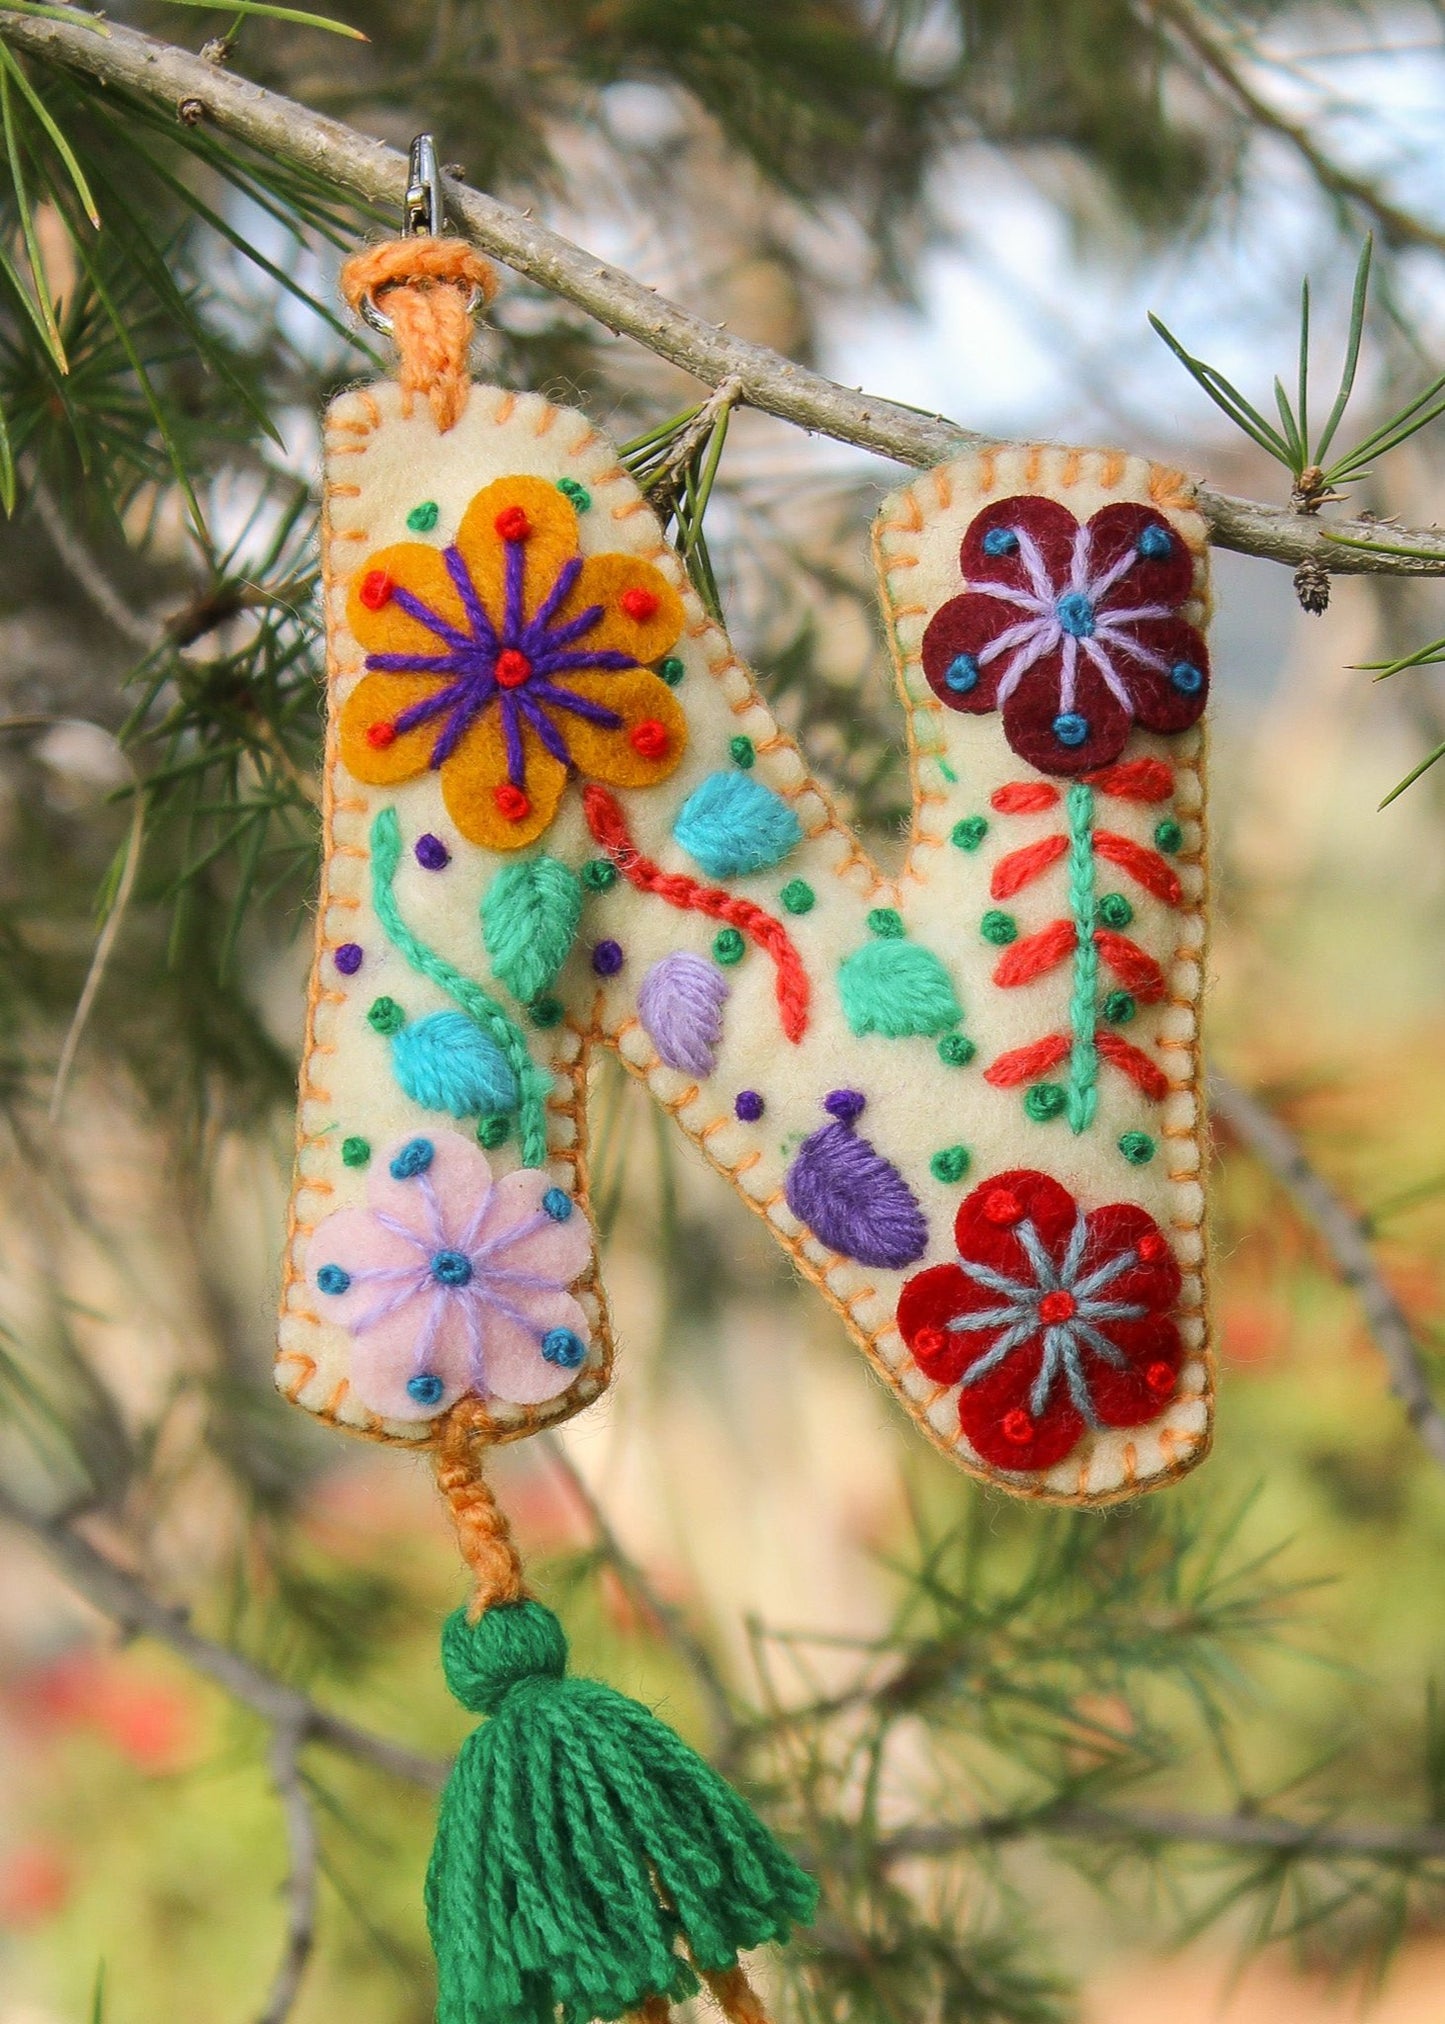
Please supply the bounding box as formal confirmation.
[258,1716,320,2024]
[882,1800,1445,1865]
[4,7,1445,578]
[1209,1069,1445,1471]
[0,1483,449,1788]
[1155,0,1445,262]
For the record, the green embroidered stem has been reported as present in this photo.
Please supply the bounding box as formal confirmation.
[370,809,552,1167]
[1065,782,1099,1135]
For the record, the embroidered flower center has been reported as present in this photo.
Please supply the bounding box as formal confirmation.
[430,1248,473,1286]
[495,647,532,688]
[1055,591,1096,638]
[1037,1289,1076,1324]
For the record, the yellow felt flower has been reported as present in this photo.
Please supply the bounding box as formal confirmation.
[338,477,688,850]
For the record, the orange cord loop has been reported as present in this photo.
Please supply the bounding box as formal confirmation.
[341,238,498,433]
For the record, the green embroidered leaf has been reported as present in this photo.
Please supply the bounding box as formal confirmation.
[481,856,584,1005]
[837,939,962,1039]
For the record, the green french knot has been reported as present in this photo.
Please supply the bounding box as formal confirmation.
[557,477,591,511]
[481,855,584,1003]
[780,878,814,915]
[367,995,406,1035]
[1097,891,1133,929]
[370,809,553,1168]
[659,656,686,686]
[478,1114,511,1149]
[838,939,960,1038]
[581,857,618,892]
[529,996,565,1028]
[938,1032,976,1067]
[867,907,904,939]
[729,735,756,769]
[1024,1082,1068,1121]
[406,500,440,532]
[980,909,1018,945]
[713,927,746,965]
[1103,989,1136,1024]
[1154,818,1184,854]
[930,1144,971,1184]
[952,815,988,851]
[1119,1130,1156,1165]
[340,1134,371,1167]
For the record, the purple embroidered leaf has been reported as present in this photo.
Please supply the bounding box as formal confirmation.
[638,953,729,1076]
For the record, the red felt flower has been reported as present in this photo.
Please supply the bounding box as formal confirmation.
[921,496,1209,776]
[896,1169,1183,1471]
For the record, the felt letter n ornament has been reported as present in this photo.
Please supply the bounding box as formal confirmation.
[279,171,1212,2021]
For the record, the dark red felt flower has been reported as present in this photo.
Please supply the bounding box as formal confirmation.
[896,1169,1182,1471]
[921,496,1209,776]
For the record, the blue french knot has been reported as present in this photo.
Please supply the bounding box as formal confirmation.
[1055,592,1095,638]
[982,526,1019,556]
[1170,659,1203,694]
[945,653,979,693]
[407,1373,445,1406]
[542,1187,573,1222]
[430,1249,473,1286]
[1053,713,1089,747]
[390,1137,436,1179]
[316,1264,351,1295]
[1137,524,1173,560]
[541,1327,586,1368]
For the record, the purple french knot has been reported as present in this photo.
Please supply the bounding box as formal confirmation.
[823,1088,867,1126]
[784,1113,927,1270]
[735,1090,764,1122]
[334,942,364,975]
[592,939,625,978]
[415,832,451,871]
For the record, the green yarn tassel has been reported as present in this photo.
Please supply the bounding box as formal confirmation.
[426,1600,817,2024]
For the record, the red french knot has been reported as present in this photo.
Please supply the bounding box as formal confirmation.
[359,569,394,611]
[994,918,1076,988]
[582,784,811,1043]
[1135,1230,1168,1264]
[914,1326,948,1361]
[1038,1290,1077,1325]
[494,505,532,541]
[629,718,669,759]
[494,784,531,822]
[982,1187,1023,1226]
[495,648,531,688]
[1094,830,1183,907]
[620,586,660,622]
[365,721,397,749]
[992,781,1060,815]
[1095,1031,1171,1100]
[991,833,1069,900]
[1146,1360,1176,1394]
[984,1034,1071,1088]
[1001,1408,1034,1445]
[1085,758,1174,802]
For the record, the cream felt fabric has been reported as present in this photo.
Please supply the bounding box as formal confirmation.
[277,384,1211,1504]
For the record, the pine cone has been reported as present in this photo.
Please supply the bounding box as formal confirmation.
[1294,555,1331,614]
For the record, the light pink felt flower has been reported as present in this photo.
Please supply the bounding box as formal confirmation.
[305,1129,592,1421]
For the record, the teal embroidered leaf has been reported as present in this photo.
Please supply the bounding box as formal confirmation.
[672,771,802,878]
[837,940,962,1039]
[481,856,584,1004]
